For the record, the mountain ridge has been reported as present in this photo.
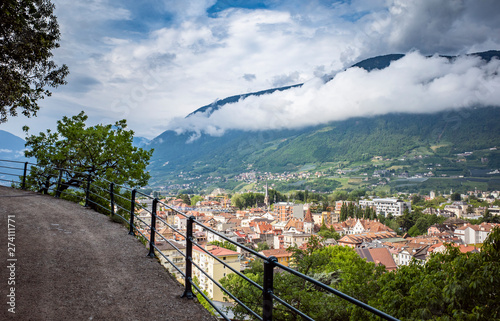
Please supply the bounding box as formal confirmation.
[146,50,500,191]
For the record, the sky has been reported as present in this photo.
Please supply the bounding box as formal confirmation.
[2,0,500,140]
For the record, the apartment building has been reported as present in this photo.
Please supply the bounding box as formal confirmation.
[274,202,304,222]
[192,245,240,301]
[359,198,411,217]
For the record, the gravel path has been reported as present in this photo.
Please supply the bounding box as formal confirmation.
[0,186,216,321]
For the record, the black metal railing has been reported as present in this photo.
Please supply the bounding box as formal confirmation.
[0,159,399,321]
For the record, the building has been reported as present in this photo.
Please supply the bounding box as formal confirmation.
[192,245,240,301]
[454,223,499,245]
[337,231,397,248]
[274,202,304,222]
[359,198,411,217]
[329,218,393,236]
[259,248,293,267]
[320,211,339,225]
[155,240,186,280]
[274,232,311,249]
[355,247,397,271]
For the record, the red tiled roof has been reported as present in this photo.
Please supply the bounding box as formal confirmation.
[356,247,397,270]
[260,248,292,258]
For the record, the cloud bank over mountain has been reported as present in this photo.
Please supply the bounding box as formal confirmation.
[168,52,500,139]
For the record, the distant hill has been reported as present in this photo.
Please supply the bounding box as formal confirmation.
[0,130,26,161]
[145,50,500,190]
[0,130,25,151]
[133,136,150,148]
[147,107,500,187]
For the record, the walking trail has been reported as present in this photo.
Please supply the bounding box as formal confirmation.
[0,186,216,321]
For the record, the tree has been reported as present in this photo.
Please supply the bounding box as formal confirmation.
[255,242,270,252]
[190,195,203,206]
[317,225,341,240]
[222,237,384,321]
[208,240,237,252]
[368,227,500,320]
[0,0,69,123]
[177,193,191,205]
[231,194,245,209]
[23,111,153,196]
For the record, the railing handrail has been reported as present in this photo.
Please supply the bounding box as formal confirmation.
[0,159,400,321]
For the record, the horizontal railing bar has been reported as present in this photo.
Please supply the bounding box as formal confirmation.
[88,183,109,193]
[272,261,399,321]
[193,220,267,261]
[112,212,128,223]
[154,215,185,239]
[0,165,24,171]
[0,171,21,177]
[135,190,154,198]
[0,159,28,164]
[190,281,231,321]
[190,259,262,320]
[132,225,149,241]
[191,239,263,291]
[152,232,187,259]
[87,191,109,203]
[271,294,314,321]
[114,203,130,214]
[113,193,131,202]
[151,244,186,278]
[133,214,152,230]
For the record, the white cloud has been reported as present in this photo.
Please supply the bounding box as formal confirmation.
[168,52,500,136]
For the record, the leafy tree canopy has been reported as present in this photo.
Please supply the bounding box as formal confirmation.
[23,111,153,192]
[0,0,69,123]
[208,240,237,252]
[368,227,500,320]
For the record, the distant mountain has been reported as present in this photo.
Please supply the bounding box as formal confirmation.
[145,50,500,190]
[0,130,26,161]
[133,136,150,148]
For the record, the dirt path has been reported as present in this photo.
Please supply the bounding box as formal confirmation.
[0,186,216,321]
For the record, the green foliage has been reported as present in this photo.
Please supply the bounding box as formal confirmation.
[190,195,204,206]
[23,112,153,213]
[255,242,270,251]
[368,227,500,320]
[208,240,237,252]
[192,276,216,315]
[317,225,341,240]
[222,236,383,320]
[223,229,500,320]
[231,191,280,209]
[177,193,191,205]
[0,0,69,123]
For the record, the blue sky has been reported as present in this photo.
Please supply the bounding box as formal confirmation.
[2,0,500,139]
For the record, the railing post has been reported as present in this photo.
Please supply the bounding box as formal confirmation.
[147,198,158,258]
[84,175,91,207]
[181,216,195,299]
[110,182,115,216]
[263,256,277,321]
[55,169,63,198]
[129,189,136,235]
[21,162,28,190]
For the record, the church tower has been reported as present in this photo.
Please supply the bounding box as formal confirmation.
[264,181,270,208]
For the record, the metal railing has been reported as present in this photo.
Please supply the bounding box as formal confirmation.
[0,159,399,321]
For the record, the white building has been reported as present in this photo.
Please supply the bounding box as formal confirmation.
[454,223,498,245]
[359,198,411,217]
